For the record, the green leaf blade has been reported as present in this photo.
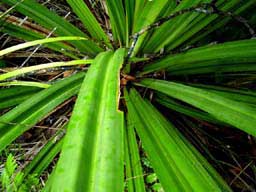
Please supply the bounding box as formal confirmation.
[0,72,85,153]
[0,36,87,57]
[0,59,92,81]
[105,0,126,45]
[142,39,256,75]
[125,88,231,192]
[66,0,112,48]
[2,0,103,55]
[125,113,146,192]
[137,79,256,136]
[48,49,125,191]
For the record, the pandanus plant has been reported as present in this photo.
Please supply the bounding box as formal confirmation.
[0,0,256,191]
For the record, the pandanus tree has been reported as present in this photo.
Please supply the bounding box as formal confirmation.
[0,0,256,191]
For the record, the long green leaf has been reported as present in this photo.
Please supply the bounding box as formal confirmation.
[66,0,111,48]
[141,39,256,75]
[47,49,125,191]
[125,0,135,45]
[141,0,205,53]
[0,86,42,109]
[0,20,81,59]
[125,88,231,192]
[131,0,169,56]
[0,72,85,153]
[105,0,126,45]
[1,0,103,55]
[188,84,256,106]
[0,59,92,81]
[0,81,50,88]
[155,93,221,125]
[0,36,86,57]
[142,0,245,53]
[125,115,146,192]
[136,79,256,136]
